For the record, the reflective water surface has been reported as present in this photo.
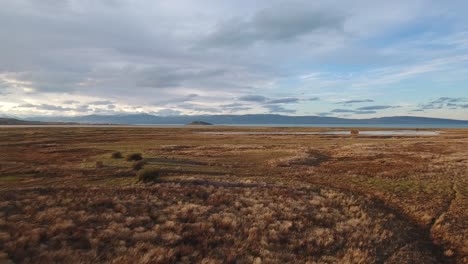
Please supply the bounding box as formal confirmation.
[198,130,440,136]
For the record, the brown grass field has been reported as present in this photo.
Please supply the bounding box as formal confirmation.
[0,126,466,263]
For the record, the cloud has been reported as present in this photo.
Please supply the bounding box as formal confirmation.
[76,105,91,112]
[203,4,345,47]
[354,110,377,115]
[63,100,80,104]
[238,95,268,102]
[17,103,74,111]
[136,68,227,89]
[317,112,332,117]
[432,97,466,103]
[238,95,314,105]
[177,103,219,113]
[0,1,468,119]
[418,97,468,110]
[153,109,182,116]
[221,103,252,112]
[229,107,252,112]
[267,97,300,104]
[328,106,391,116]
[15,101,122,113]
[152,94,200,106]
[89,100,114,105]
[330,109,355,113]
[337,99,374,104]
[264,105,296,114]
[222,103,244,108]
[356,105,397,111]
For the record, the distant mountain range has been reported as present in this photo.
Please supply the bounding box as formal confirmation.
[0,117,44,125]
[0,117,77,125]
[15,114,468,126]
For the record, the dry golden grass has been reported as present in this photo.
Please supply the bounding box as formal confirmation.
[0,184,440,263]
[0,126,466,263]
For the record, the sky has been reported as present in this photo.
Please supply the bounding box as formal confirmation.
[0,0,468,119]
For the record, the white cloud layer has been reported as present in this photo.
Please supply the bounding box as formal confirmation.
[1,0,468,119]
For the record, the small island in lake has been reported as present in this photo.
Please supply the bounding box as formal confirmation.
[186,121,213,126]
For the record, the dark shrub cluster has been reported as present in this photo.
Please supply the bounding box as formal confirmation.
[126,153,143,161]
[132,160,147,171]
[111,151,122,159]
[137,168,160,182]
[95,161,104,168]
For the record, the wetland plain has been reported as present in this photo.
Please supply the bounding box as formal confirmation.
[0,126,466,263]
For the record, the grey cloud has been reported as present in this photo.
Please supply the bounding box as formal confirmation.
[267,98,300,104]
[356,105,396,111]
[265,105,296,114]
[330,109,355,113]
[153,94,199,106]
[330,107,383,115]
[190,107,220,113]
[222,103,245,108]
[0,1,268,103]
[238,95,315,105]
[18,103,74,111]
[177,103,219,113]
[16,103,97,113]
[221,103,251,112]
[204,4,345,47]
[419,97,468,110]
[17,103,36,108]
[227,107,251,112]
[354,110,377,115]
[432,97,466,104]
[76,105,91,112]
[63,100,80,104]
[89,100,114,105]
[11,71,88,93]
[2,1,468,118]
[0,90,8,96]
[337,99,374,104]
[136,67,227,88]
[420,103,442,110]
[239,95,268,102]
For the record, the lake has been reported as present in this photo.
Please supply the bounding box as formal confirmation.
[197,130,440,136]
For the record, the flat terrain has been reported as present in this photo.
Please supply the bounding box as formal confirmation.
[0,127,466,263]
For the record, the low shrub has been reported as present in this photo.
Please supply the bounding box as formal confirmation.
[350,129,359,135]
[111,151,122,159]
[126,153,143,161]
[132,160,147,171]
[95,161,104,168]
[137,168,160,183]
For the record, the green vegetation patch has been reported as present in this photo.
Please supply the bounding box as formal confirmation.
[0,175,20,182]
